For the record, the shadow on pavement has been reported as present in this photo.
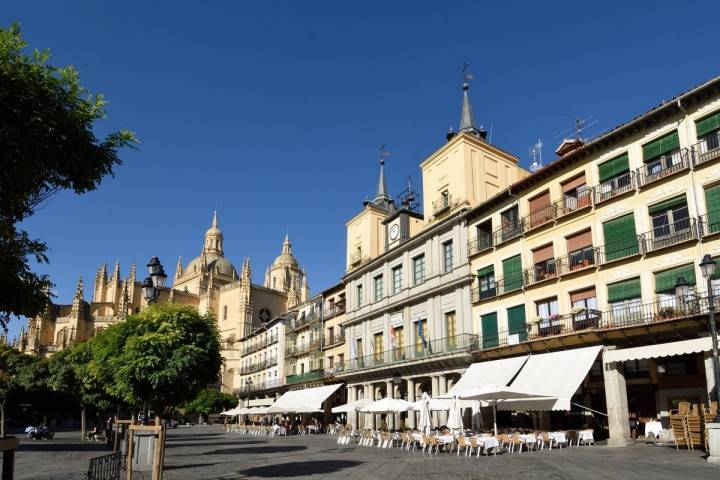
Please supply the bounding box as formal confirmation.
[18,441,110,452]
[166,432,225,439]
[166,440,266,448]
[239,460,363,477]
[164,462,222,471]
[206,445,307,455]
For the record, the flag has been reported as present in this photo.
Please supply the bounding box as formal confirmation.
[350,338,357,360]
[389,323,397,349]
[418,320,428,351]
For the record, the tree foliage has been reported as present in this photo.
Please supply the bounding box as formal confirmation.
[0,22,137,328]
[0,345,45,436]
[183,389,236,417]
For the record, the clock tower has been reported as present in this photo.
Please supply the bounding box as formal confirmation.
[383,180,423,250]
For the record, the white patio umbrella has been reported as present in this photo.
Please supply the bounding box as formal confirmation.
[447,395,463,433]
[360,396,412,413]
[332,398,371,413]
[410,397,474,411]
[292,405,323,414]
[417,392,432,435]
[457,384,552,435]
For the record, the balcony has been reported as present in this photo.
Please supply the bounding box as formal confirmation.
[323,332,345,348]
[432,194,455,215]
[471,274,523,303]
[556,247,597,275]
[286,369,326,385]
[284,338,321,357]
[323,304,346,319]
[340,334,477,373]
[693,132,720,167]
[594,172,635,204]
[292,313,318,331]
[241,335,279,356]
[349,251,366,267]
[493,221,523,245]
[467,233,493,256]
[524,260,557,286]
[641,217,698,253]
[240,356,278,375]
[471,281,498,303]
[700,212,720,236]
[637,149,690,187]
[235,378,285,394]
[597,236,642,264]
[555,188,593,217]
[523,204,557,232]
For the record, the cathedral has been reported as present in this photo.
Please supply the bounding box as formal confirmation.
[19,212,309,390]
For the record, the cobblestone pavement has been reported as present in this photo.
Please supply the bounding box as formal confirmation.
[13,426,720,479]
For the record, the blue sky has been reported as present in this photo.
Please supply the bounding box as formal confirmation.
[4,0,719,339]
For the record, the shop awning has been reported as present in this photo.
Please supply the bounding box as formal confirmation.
[248,398,274,407]
[268,384,342,413]
[441,355,529,398]
[498,345,603,411]
[603,336,717,364]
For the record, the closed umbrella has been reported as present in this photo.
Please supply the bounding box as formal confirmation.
[471,400,483,431]
[417,392,432,436]
[447,395,463,433]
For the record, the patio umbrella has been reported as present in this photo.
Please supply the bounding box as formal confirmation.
[457,384,552,435]
[331,398,371,413]
[417,392,432,436]
[409,397,474,411]
[360,396,412,413]
[447,395,463,433]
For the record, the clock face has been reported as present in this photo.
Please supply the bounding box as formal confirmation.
[258,308,272,322]
[389,223,400,241]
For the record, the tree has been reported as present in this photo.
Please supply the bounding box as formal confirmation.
[183,389,236,423]
[91,304,222,416]
[0,345,45,437]
[0,23,136,329]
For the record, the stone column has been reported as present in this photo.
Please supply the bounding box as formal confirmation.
[386,381,394,430]
[438,375,448,426]
[365,383,375,430]
[407,378,416,429]
[348,384,358,430]
[705,352,718,404]
[603,348,631,447]
[430,376,439,427]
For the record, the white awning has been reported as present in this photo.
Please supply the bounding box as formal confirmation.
[248,398,274,407]
[499,345,603,411]
[268,384,342,413]
[603,337,716,364]
[441,355,529,398]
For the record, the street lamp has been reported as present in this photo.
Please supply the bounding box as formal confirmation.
[678,254,719,422]
[142,256,167,304]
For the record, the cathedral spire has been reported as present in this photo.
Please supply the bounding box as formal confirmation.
[175,256,183,279]
[456,64,486,140]
[203,210,224,256]
[111,259,121,283]
[374,145,390,204]
[212,210,218,229]
[281,234,292,255]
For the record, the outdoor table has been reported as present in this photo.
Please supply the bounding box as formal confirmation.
[578,430,594,444]
[412,433,423,442]
[474,436,499,451]
[549,432,567,447]
[307,425,320,434]
[644,421,663,438]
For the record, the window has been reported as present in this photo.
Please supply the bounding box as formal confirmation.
[392,266,403,294]
[472,221,493,252]
[531,244,556,282]
[373,332,384,362]
[480,312,498,349]
[560,174,590,213]
[477,265,496,299]
[507,304,527,343]
[502,255,523,291]
[391,326,404,359]
[608,277,642,322]
[355,338,363,358]
[500,206,521,241]
[602,214,639,261]
[648,195,690,248]
[565,229,595,271]
[535,297,560,336]
[696,110,720,164]
[413,255,426,285]
[654,264,696,312]
[597,153,631,201]
[660,355,697,376]
[705,184,720,234]
[442,241,454,272]
[527,190,553,228]
[356,284,364,307]
[374,275,384,301]
[338,353,344,366]
[536,297,559,318]
[570,288,598,329]
[414,319,428,353]
[327,326,334,343]
[642,130,681,172]
[441,190,450,208]
[445,311,457,346]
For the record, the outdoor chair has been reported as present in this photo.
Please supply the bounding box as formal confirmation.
[669,413,689,449]
[509,434,523,453]
[538,432,551,450]
[567,430,578,446]
[468,437,479,457]
[421,434,431,452]
[686,413,704,450]
[456,435,468,456]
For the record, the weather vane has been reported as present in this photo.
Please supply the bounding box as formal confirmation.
[461,63,474,85]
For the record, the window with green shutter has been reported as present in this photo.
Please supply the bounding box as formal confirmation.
[598,154,630,183]
[654,264,696,293]
[705,184,720,234]
[602,214,639,261]
[648,195,687,215]
[642,131,680,161]
[696,111,720,138]
[502,255,523,291]
[607,277,641,303]
[481,312,498,349]
[507,305,527,342]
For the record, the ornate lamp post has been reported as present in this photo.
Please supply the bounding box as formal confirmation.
[141,256,167,304]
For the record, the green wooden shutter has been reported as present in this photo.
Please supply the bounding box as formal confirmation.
[507,305,527,342]
[696,111,720,138]
[607,277,641,302]
[481,312,498,349]
[648,195,687,215]
[598,154,630,183]
[477,265,494,278]
[705,184,720,234]
[712,257,720,280]
[502,255,523,291]
[602,214,639,261]
[643,131,680,161]
[654,264,696,293]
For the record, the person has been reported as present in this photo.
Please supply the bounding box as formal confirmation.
[87,425,99,441]
[105,417,114,446]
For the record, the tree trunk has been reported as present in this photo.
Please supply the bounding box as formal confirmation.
[1,400,5,438]
[80,406,86,441]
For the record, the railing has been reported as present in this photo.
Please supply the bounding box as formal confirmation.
[699,212,720,236]
[637,149,690,187]
[640,217,697,253]
[285,338,321,357]
[555,188,593,217]
[323,332,345,347]
[323,304,346,319]
[524,260,557,285]
[88,451,122,480]
[241,335,279,356]
[594,171,635,204]
[523,203,556,231]
[597,236,643,264]
[292,313,319,331]
[432,194,455,215]
[240,357,279,375]
[349,251,366,266]
[286,369,326,385]
[493,221,523,245]
[693,132,720,167]
[236,378,285,394]
[340,334,477,373]
[471,281,498,303]
[467,233,493,256]
[556,247,597,275]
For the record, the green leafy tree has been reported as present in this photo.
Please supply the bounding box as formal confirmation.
[0,23,136,329]
[0,345,45,437]
[183,389,237,423]
[92,304,222,416]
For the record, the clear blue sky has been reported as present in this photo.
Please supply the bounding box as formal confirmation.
[4,0,719,339]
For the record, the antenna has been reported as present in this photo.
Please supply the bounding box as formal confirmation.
[488,122,494,143]
[379,143,391,164]
[556,115,599,141]
[529,138,543,173]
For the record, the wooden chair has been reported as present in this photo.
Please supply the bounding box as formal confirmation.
[509,434,524,453]
[538,432,551,450]
[669,413,689,449]
[686,413,704,450]
[456,435,468,456]
[468,437,479,457]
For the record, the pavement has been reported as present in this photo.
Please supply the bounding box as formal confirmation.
[12,425,720,479]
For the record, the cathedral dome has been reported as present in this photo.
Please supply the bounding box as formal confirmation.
[271,235,298,268]
[185,253,238,279]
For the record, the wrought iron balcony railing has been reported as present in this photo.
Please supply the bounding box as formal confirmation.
[523,203,557,231]
[235,378,285,394]
[349,251,366,267]
[555,188,593,217]
[467,233,493,256]
[699,212,720,237]
[286,369,326,385]
[432,194,455,215]
[594,171,635,204]
[637,149,690,187]
[597,236,643,264]
[323,332,345,348]
[284,337,322,357]
[493,221,523,245]
[640,217,698,253]
[556,247,597,275]
[240,335,279,356]
[323,304,346,319]
[239,356,279,375]
[692,132,720,168]
[524,260,558,286]
[470,273,523,303]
